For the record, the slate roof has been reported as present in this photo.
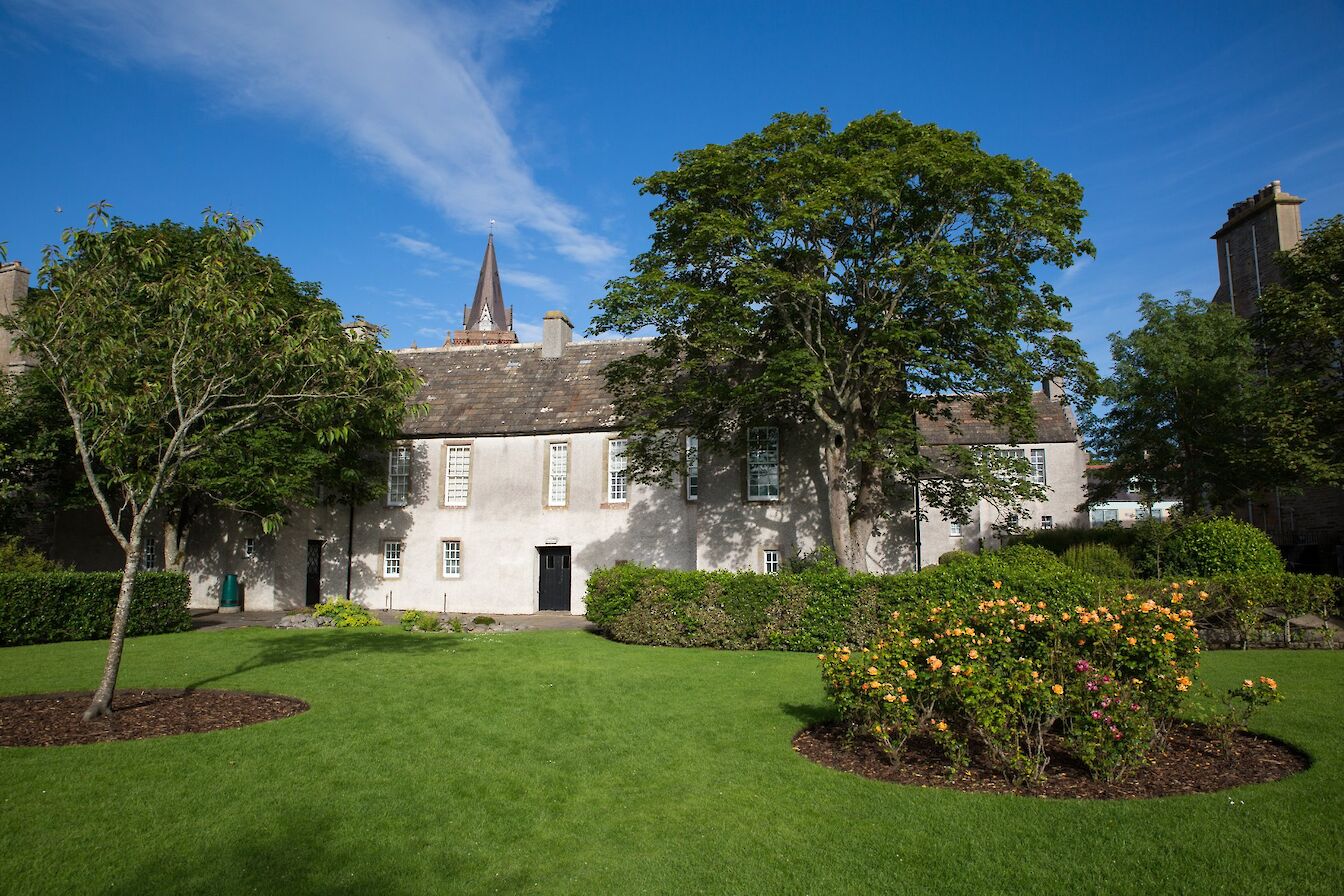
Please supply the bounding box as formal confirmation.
[397,339,1078,444]
[917,392,1079,446]
[397,339,649,437]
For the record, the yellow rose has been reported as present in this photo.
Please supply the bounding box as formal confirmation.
[1051,684,1064,695]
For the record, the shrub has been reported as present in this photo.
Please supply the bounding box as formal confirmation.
[0,537,62,574]
[449,616,464,633]
[0,571,191,646]
[1061,543,1134,578]
[1201,676,1282,754]
[311,597,382,628]
[820,581,1211,784]
[1163,518,1284,577]
[472,615,496,626]
[400,609,441,632]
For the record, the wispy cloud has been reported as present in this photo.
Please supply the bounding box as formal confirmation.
[382,233,452,262]
[14,0,620,265]
[502,269,565,302]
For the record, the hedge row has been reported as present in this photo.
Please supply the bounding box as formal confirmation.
[585,549,1340,652]
[0,571,193,646]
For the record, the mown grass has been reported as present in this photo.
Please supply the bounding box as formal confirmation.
[1,628,1341,895]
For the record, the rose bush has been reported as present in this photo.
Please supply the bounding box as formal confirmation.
[820,580,1222,785]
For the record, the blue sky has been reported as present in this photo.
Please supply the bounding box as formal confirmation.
[2,0,1342,368]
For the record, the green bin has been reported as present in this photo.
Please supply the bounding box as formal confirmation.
[220,574,241,610]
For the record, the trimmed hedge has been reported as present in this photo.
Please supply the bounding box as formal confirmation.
[0,571,193,646]
[586,551,1340,653]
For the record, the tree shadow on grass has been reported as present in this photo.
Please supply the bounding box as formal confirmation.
[102,801,535,896]
[181,628,481,692]
[778,701,835,727]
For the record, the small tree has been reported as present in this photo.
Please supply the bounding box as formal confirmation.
[1253,215,1344,488]
[1084,293,1270,514]
[3,205,421,719]
[591,111,1096,569]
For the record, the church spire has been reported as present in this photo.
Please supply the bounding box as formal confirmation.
[449,234,518,346]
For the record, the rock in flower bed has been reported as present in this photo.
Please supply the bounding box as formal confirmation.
[815,580,1288,789]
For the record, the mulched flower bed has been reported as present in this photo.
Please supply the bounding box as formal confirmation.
[0,689,309,747]
[793,721,1307,799]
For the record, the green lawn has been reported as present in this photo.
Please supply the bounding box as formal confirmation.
[1,628,1341,896]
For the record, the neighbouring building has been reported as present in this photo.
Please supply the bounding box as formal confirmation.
[1084,464,1179,528]
[11,239,1092,613]
[1211,181,1344,572]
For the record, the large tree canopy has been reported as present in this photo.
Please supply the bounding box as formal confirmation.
[3,206,421,718]
[1253,215,1344,488]
[591,111,1096,569]
[1083,293,1270,514]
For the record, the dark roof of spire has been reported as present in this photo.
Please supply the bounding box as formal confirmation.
[465,235,509,331]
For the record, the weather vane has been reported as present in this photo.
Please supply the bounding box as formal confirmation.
[489,218,495,236]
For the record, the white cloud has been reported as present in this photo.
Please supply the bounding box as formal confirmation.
[514,321,543,342]
[382,233,451,262]
[17,0,619,265]
[501,269,566,302]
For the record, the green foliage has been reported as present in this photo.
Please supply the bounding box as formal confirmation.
[311,598,382,628]
[1199,676,1283,754]
[399,609,441,632]
[472,615,496,626]
[820,582,1209,784]
[1253,216,1344,488]
[588,548,1102,652]
[1082,293,1270,513]
[0,536,62,573]
[591,110,1097,568]
[0,571,190,646]
[1163,517,1284,577]
[1015,524,1136,557]
[1061,543,1134,578]
[0,371,80,542]
[449,617,464,633]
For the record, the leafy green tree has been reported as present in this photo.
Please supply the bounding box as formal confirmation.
[591,111,1096,570]
[1253,215,1344,487]
[1085,293,1268,514]
[3,205,421,719]
[0,370,81,547]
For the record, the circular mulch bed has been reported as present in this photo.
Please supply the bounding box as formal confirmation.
[793,721,1307,799]
[0,689,309,747]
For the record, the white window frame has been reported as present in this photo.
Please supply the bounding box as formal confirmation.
[747,426,780,501]
[443,444,471,507]
[1090,507,1119,526]
[441,539,461,578]
[762,548,781,574]
[547,442,569,507]
[949,522,962,538]
[685,434,699,502]
[1040,515,1054,530]
[383,540,402,578]
[1029,448,1047,487]
[141,535,159,571]
[607,438,628,504]
[243,537,256,559]
[386,446,410,507]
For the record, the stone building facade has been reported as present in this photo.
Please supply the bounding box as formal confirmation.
[9,239,1092,613]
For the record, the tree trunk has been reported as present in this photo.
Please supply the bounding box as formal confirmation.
[823,439,858,569]
[164,517,187,572]
[83,532,143,721]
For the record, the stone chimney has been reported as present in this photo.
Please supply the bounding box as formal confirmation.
[541,311,573,359]
[0,262,32,375]
[1211,180,1305,319]
[1041,377,1064,402]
